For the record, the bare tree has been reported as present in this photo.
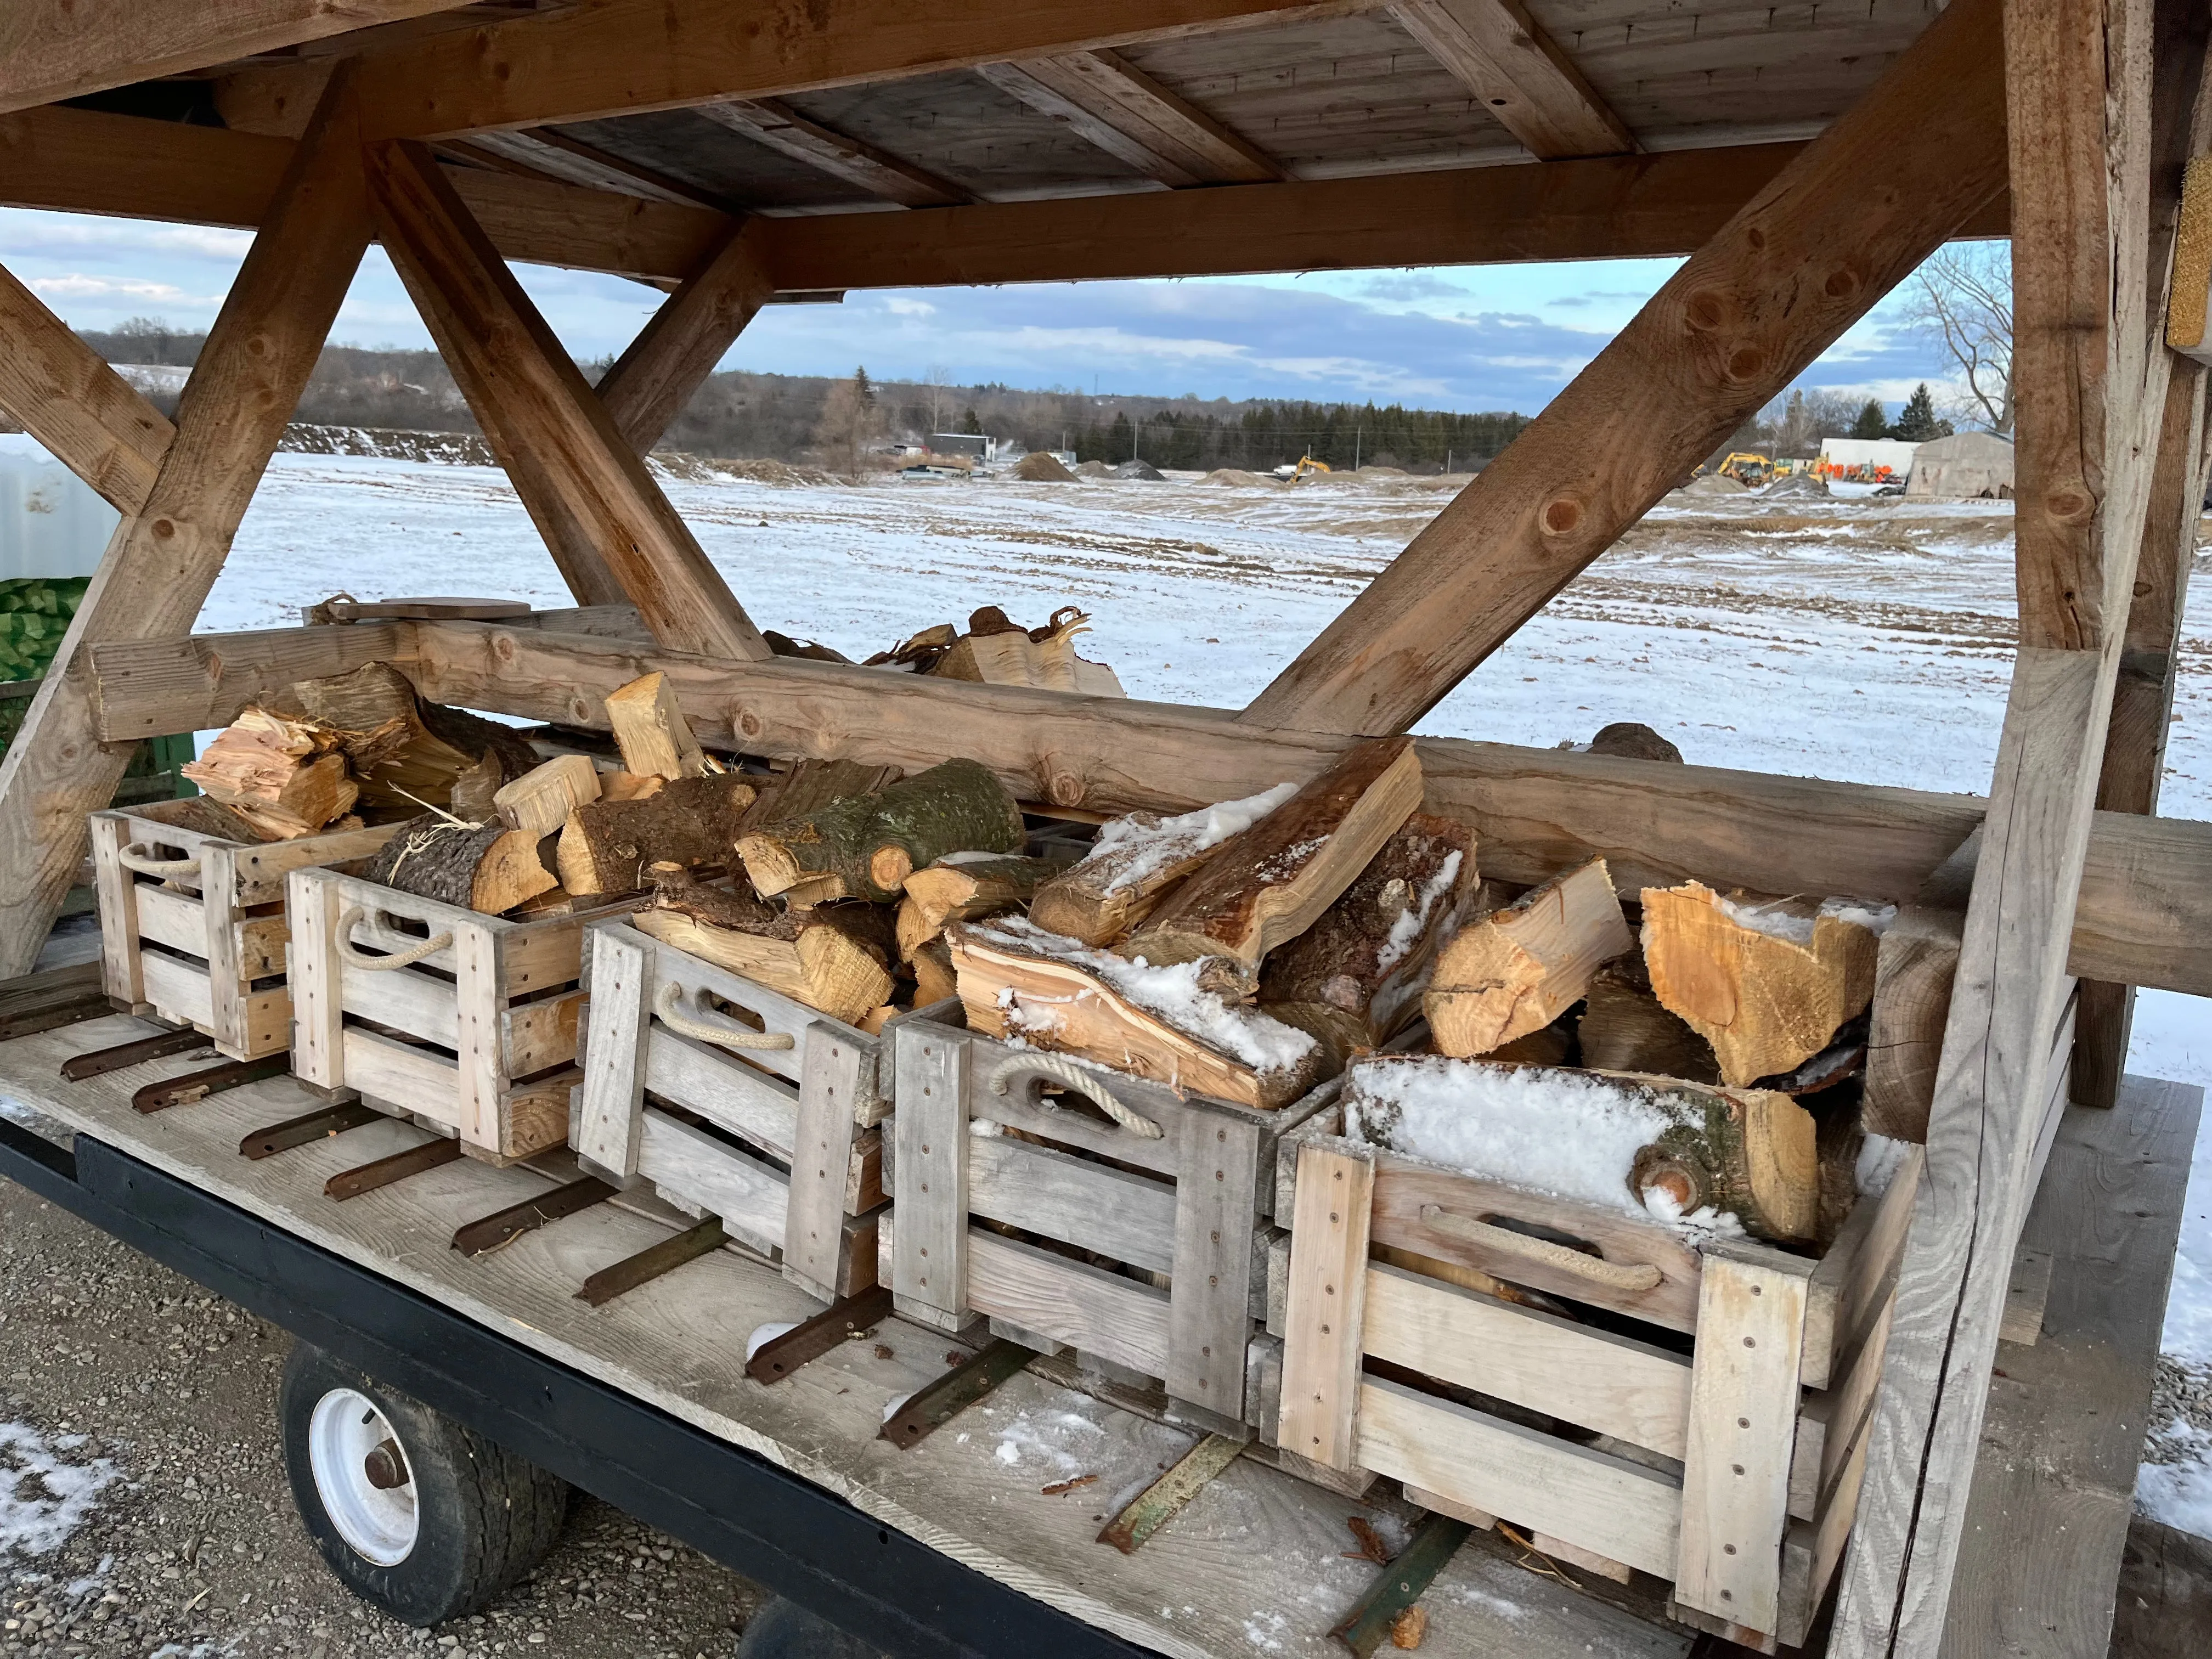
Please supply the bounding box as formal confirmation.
[1899,243,2013,433]
[924,363,953,433]
[812,366,886,476]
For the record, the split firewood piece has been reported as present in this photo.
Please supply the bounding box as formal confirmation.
[736,758,1025,905]
[1576,956,1720,1084]
[910,938,958,1008]
[1639,882,1891,1088]
[735,757,901,836]
[1259,813,1481,1068]
[1026,780,1302,946]
[764,630,853,664]
[1815,1101,1865,1247]
[360,817,558,915]
[1424,858,1633,1059]
[1342,1054,1820,1243]
[600,771,665,803]
[930,606,1126,696]
[895,853,1076,960]
[1864,832,1978,1142]
[1119,737,1425,989]
[947,917,1327,1110]
[556,776,758,897]
[606,671,708,780]
[493,754,602,837]
[294,661,536,817]
[182,709,362,839]
[632,874,894,1026]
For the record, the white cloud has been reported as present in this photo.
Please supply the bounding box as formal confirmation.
[30,274,224,306]
[882,296,936,317]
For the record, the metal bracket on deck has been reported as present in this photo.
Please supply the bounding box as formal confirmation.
[239,1101,382,1159]
[577,1217,727,1307]
[60,1025,210,1080]
[131,1054,289,1114]
[1096,1431,1245,1554]
[451,1175,616,1256]
[743,1286,894,1381]
[325,1136,462,1199]
[1329,1513,1472,1657]
[880,1339,1036,1450]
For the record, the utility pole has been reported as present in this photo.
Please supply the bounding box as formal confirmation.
[1353,425,1362,470]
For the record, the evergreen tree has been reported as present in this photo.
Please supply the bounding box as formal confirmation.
[1890,382,1948,442]
[1849,398,1891,439]
[960,407,984,435]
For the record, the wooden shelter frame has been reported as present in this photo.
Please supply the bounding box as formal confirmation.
[0,1,2207,1652]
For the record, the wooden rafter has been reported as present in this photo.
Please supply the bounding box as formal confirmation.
[368,138,770,661]
[1238,0,2012,736]
[1390,0,1633,159]
[0,262,174,514]
[0,70,376,979]
[977,52,1283,187]
[693,100,971,208]
[0,0,475,117]
[1832,1,2207,1653]
[465,128,737,212]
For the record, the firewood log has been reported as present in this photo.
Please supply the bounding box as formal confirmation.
[947,917,1327,1110]
[735,759,1025,905]
[1576,956,1721,1084]
[895,853,1075,960]
[493,754,601,837]
[556,776,758,896]
[1424,857,1633,1058]
[930,606,1125,696]
[1639,881,1888,1088]
[1344,1054,1819,1243]
[1025,780,1301,946]
[605,671,708,780]
[360,818,558,914]
[181,710,361,839]
[632,876,894,1025]
[294,662,535,818]
[1587,723,1684,763]
[1863,832,1978,1141]
[1119,736,1424,989]
[1259,813,1480,1068]
[736,758,901,835]
[910,938,958,1008]
[600,771,665,803]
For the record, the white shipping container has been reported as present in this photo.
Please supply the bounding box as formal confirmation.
[0,433,119,580]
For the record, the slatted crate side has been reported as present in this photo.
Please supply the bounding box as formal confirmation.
[888,1010,1333,1426]
[89,806,400,1058]
[569,918,888,1302]
[286,865,623,1165]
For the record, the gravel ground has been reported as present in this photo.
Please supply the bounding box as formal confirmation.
[0,1170,767,1659]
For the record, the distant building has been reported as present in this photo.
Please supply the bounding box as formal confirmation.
[1814,437,1919,482]
[1904,430,2014,499]
[929,432,997,462]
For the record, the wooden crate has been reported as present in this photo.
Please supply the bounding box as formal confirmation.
[567,917,890,1303]
[89,802,403,1060]
[1263,1056,2017,1651]
[886,1007,1336,1434]
[287,865,635,1165]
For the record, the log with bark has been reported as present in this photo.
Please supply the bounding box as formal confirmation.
[736,758,902,836]
[360,817,559,914]
[929,606,1126,696]
[493,753,601,837]
[606,671,708,780]
[1342,1054,1820,1244]
[947,917,1328,1111]
[1257,812,1481,1068]
[1639,882,1888,1089]
[631,874,894,1026]
[1118,736,1424,989]
[1863,832,1977,1141]
[1576,956,1721,1084]
[735,758,1024,905]
[180,709,362,839]
[1424,857,1633,1059]
[1025,780,1301,946]
[294,662,536,819]
[556,776,758,897]
[895,853,1075,960]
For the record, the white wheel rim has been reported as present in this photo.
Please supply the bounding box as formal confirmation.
[307,1387,419,1566]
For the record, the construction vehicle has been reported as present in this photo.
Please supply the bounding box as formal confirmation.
[1716,451,1776,485]
[1271,452,1333,481]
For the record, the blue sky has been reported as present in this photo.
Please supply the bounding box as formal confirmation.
[0,204,1968,415]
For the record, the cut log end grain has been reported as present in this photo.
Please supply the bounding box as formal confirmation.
[894,854,1079,960]
[556,776,757,897]
[181,709,363,838]
[360,818,555,915]
[634,883,893,1026]
[1639,881,1883,1088]
[494,753,601,837]
[1424,857,1633,1058]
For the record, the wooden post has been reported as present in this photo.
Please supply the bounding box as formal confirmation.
[1237,0,2011,736]
[0,71,373,979]
[1831,3,2203,1653]
[0,261,173,512]
[366,138,772,660]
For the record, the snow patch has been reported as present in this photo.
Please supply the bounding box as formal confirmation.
[2138,1419,2212,1536]
[1083,782,1300,895]
[1374,849,1464,974]
[1712,891,1895,945]
[1856,1133,1912,1197]
[0,1421,120,1556]
[744,1322,798,1363]
[881,1393,912,1425]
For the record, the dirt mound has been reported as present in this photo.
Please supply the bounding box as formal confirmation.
[1013,451,1077,482]
[1351,465,1408,478]
[1760,472,1829,500]
[709,456,842,487]
[1074,459,1115,478]
[1680,472,1749,496]
[278,424,498,466]
[1198,468,1276,487]
[1111,459,1166,481]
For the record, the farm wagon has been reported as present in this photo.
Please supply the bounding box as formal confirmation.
[0,0,2206,1653]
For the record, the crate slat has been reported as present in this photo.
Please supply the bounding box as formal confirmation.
[965,1225,1170,1376]
[1168,1104,1264,1417]
[968,1133,1176,1274]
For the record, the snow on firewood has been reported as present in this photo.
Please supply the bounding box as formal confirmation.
[1085,782,1300,894]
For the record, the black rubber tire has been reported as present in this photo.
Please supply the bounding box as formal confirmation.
[280,1343,569,1626]
[733,1596,889,1659]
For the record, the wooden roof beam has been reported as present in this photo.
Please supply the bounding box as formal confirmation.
[1240,0,2012,736]
[1390,0,1633,160]
[977,52,1283,187]
[464,128,738,212]
[694,100,971,208]
[0,0,477,117]
[0,261,174,513]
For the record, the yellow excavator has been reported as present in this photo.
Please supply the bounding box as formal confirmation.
[1271,453,1333,481]
[1714,452,1777,486]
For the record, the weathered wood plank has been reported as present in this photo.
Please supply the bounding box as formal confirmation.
[1389,0,1632,160]
[1277,1141,1374,1471]
[963,1226,1172,1379]
[782,1026,868,1301]
[890,1023,969,1330]
[1167,1106,1263,1418]
[574,924,653,1182]
[0,259,173,512]
[966,1133,1177,1274]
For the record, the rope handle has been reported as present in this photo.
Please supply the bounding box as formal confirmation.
[335,905,454,973]
[655,981,797,1052]
[1418,1204,1663,1293]
[984,1051,1162,1140]
[119,843,201,879]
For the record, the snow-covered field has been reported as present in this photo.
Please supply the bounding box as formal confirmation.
[191,452,2210,1535]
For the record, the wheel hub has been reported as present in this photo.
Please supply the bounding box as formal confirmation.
[308,1388,419,1566]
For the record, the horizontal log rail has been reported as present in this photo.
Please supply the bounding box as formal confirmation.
[86,619,2212,998]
